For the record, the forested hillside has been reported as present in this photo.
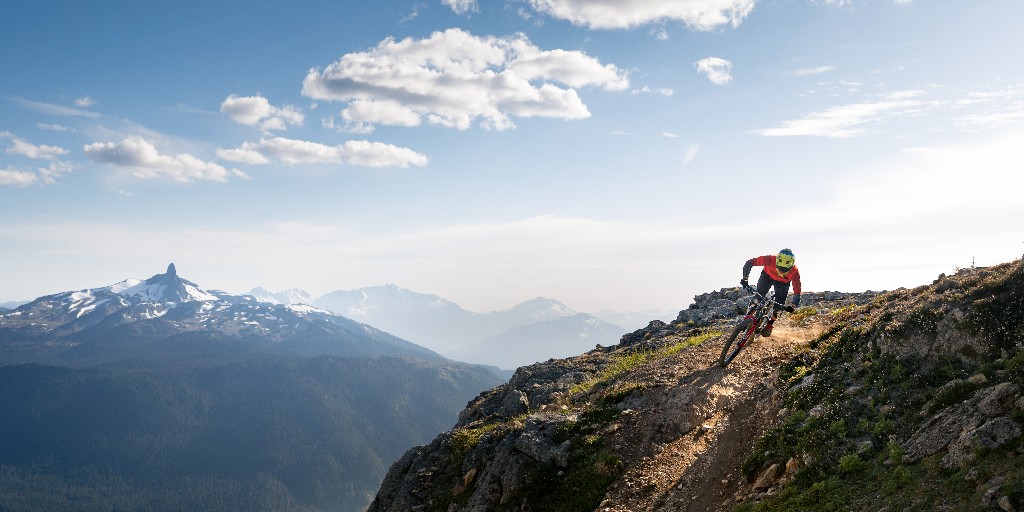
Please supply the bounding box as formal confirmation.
[0,265,504,511]
[0,355,499,511]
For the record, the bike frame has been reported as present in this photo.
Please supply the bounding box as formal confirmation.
[719,285,792,367]
[738,287,778,344]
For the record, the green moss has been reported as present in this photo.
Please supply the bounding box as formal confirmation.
[450,422,501,461]
[570,329,722,395]
[518,418,623,512]
[789,307,819,326]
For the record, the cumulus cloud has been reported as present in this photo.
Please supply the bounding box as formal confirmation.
[342,100,422,133]
[218,137,428,168]
[6,138,69,160]
[695,57,733,85]
[75,96,96,107]
[525,0,756,30]
[0,169,38,186]
[753,91,928,138]
[84,136,248,183]
[220,94,304,132]
[36,160,75,185]
[302,28,629,131]
[443,0,478,14]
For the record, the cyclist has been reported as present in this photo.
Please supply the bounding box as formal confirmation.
[740,248,801,337]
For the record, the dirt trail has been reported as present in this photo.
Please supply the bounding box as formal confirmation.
[596,320,822,512]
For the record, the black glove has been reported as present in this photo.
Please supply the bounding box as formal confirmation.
[792,294,801,308]
[740,278,748,288]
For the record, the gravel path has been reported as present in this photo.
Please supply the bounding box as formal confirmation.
[595,321,823,512]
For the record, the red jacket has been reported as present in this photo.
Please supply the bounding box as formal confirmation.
[747,255,801,295]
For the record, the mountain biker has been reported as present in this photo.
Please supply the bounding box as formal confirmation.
[740,248,801,337]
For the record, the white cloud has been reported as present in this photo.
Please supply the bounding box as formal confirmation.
[36,160,75,185]
[7,127,1023,310]
[14,97,102,118]
[220,94,304,132]
[952,84,1024,131]
[84,136,248,183]
[302,28,629,131]
[632,85,675,96]
[37,123,72,132]
[695,57,733,85]
[215,147,269,165]
[218,137,428,168]
[0,169,38,186]
[790,65,834,76]
[75,96,96,107]
[7,138,69,160]
[525,0,756,30]
[443,0,478,14]
[399,3,424,24]
[342,100,422,131]
[754,91,928,138]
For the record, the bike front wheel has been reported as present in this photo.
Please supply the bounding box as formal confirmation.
[719,318,754,367]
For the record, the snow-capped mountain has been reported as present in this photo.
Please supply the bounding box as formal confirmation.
[245,287,314,305]
[0,264,439,366]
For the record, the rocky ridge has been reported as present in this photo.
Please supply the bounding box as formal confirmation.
[369,260,1024,512]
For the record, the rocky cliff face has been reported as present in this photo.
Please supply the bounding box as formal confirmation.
[369,261,1024,512]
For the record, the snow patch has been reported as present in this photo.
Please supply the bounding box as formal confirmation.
[287,304,327,315]
[75,299,109,318]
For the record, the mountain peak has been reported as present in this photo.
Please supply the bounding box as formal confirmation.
[123,263,215,303]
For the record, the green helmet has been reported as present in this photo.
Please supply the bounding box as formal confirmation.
[777,248,795,271]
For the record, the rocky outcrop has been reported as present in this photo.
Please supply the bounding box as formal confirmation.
[673,287,878,328]
[903,382,1022,467]
[369,260,1024,512]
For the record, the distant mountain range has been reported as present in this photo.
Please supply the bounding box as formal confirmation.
[0,264,439,366]
[0,264,503,512]
[248,284,672,369]
[445,313,626,368]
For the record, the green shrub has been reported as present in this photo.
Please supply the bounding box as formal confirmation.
[838,454,867,474]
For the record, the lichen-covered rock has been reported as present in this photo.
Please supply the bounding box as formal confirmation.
[513,413,575,467]
[903,383,1021,466]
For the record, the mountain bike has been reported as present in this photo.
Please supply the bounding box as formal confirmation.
[718,285,795,367]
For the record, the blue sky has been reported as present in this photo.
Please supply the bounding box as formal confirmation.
[2,0,1023,313]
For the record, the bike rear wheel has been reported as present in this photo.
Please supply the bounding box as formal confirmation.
[719,319,753,367]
